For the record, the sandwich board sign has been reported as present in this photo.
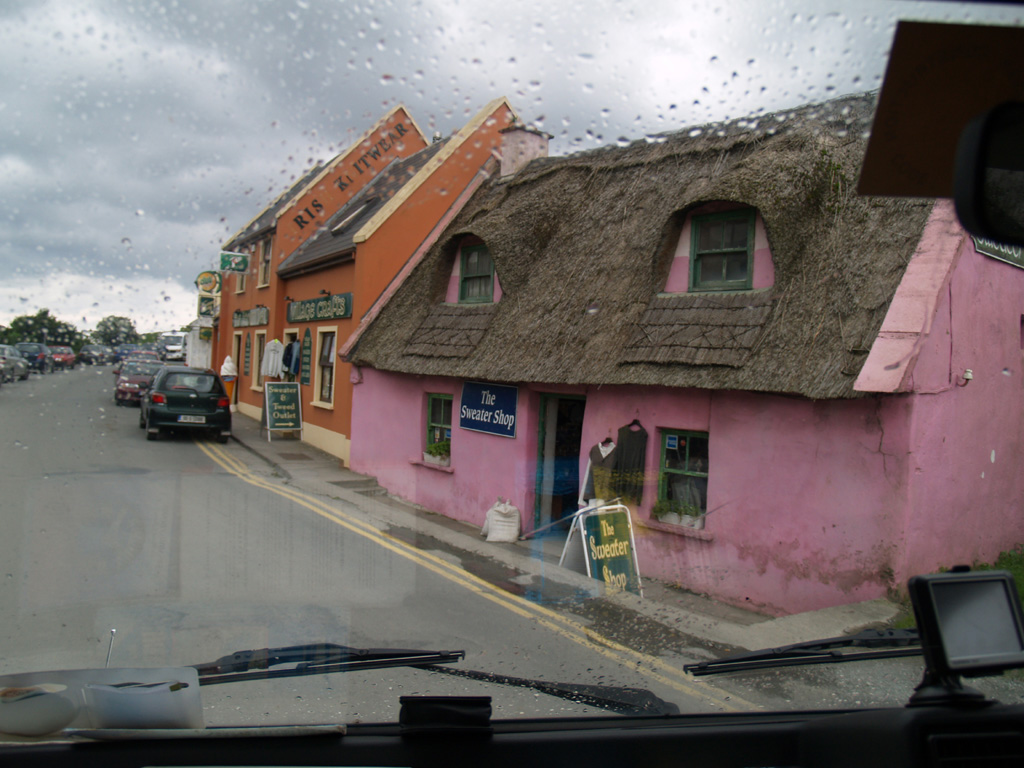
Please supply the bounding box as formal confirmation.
[559,504,642,596]
[261,382,302,442]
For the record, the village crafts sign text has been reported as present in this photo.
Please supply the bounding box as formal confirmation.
[287,293,353,323]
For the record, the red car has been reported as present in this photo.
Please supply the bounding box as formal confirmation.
[114,360,164,406]
[50,345,77,370]
[112,350,162,376]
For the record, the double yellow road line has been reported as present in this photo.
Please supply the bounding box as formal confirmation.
[196,440,756,712]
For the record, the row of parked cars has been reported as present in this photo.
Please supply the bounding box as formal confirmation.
[0,342,82,384]
[2,337,188,379]
[1,341,232,442]
[111,349,232,443]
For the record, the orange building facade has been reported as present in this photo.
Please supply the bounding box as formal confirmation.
[213,98,516,464]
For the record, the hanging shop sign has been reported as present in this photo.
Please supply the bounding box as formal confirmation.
[459,381,518,439]
[219,251,249,272]
[198,296,217,317]
[286,293,353,323]
[973,236,1024,270]
[300,328,312,386]
[233,306,270,328]
[195,271,222,294]
[578,505,642,596]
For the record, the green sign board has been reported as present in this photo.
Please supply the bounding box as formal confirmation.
[580,508,642,595]
[219,251,249,272]
[287,293,353,323]
[263,382,302,432]
[972,236,1024,270]
[300,329,312,386]
[244,333,252,376]
[197,296,216,317]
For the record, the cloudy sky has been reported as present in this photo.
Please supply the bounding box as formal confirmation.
[0,0,1019,334]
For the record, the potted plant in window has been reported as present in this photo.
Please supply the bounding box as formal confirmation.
[679,502,705,530]
[651,499,682,526]
[651,499,705,528]
[423,440,450,467]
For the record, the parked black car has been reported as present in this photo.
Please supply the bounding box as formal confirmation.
[77,344,110,365]
[14,342,54,374]
[139,366,231,443]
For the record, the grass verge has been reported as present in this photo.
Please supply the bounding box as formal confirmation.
[889,544,1024,630]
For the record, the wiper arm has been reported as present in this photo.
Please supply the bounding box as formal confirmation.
[684,628,920,677]
[193,643,465,686]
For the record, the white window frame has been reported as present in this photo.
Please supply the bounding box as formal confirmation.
[311,325,338,409]
[251,330,266,391]
[257,238,273,288]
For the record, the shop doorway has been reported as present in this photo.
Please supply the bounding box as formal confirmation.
[534,394,586,531]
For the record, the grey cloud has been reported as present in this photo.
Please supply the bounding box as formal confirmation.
[1,0,1018,330]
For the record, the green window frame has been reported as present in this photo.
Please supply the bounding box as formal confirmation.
[458,244,494,303]
[426,394,453,448]
[659,430,709,515]
[689,208,755,292]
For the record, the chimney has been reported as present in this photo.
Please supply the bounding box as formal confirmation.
[498,122,551,177]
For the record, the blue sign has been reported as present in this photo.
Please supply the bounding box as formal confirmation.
[459,381,518,438]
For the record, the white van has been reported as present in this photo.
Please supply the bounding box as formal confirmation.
[160,332,186,361]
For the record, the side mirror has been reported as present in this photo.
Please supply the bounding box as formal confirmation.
[954,101,1024,246]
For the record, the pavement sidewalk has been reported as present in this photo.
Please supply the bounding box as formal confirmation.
[228,411,900,654]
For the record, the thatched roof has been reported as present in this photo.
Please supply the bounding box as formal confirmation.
[347,92,937,400]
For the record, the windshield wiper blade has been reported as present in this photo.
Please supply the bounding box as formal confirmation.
[193,644,675,713]
[420,664,680,715]
[193,643,465,686]
[684,628,920,677]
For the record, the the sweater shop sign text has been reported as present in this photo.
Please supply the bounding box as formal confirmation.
[459,382,518,439]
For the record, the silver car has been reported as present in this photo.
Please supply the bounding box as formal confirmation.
[0,344,30,383]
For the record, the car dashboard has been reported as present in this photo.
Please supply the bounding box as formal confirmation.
[1,702,1022,768]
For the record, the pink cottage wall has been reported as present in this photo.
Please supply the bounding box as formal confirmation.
[352,365,914,615]
[578,386,911,616]
[350,368,539,529]
[896,234,1024,584]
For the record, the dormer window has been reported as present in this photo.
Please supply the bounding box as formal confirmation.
[459,244,495,303]
[331,197,377,235]
[690,209,755,291]
[444,238,502,304]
